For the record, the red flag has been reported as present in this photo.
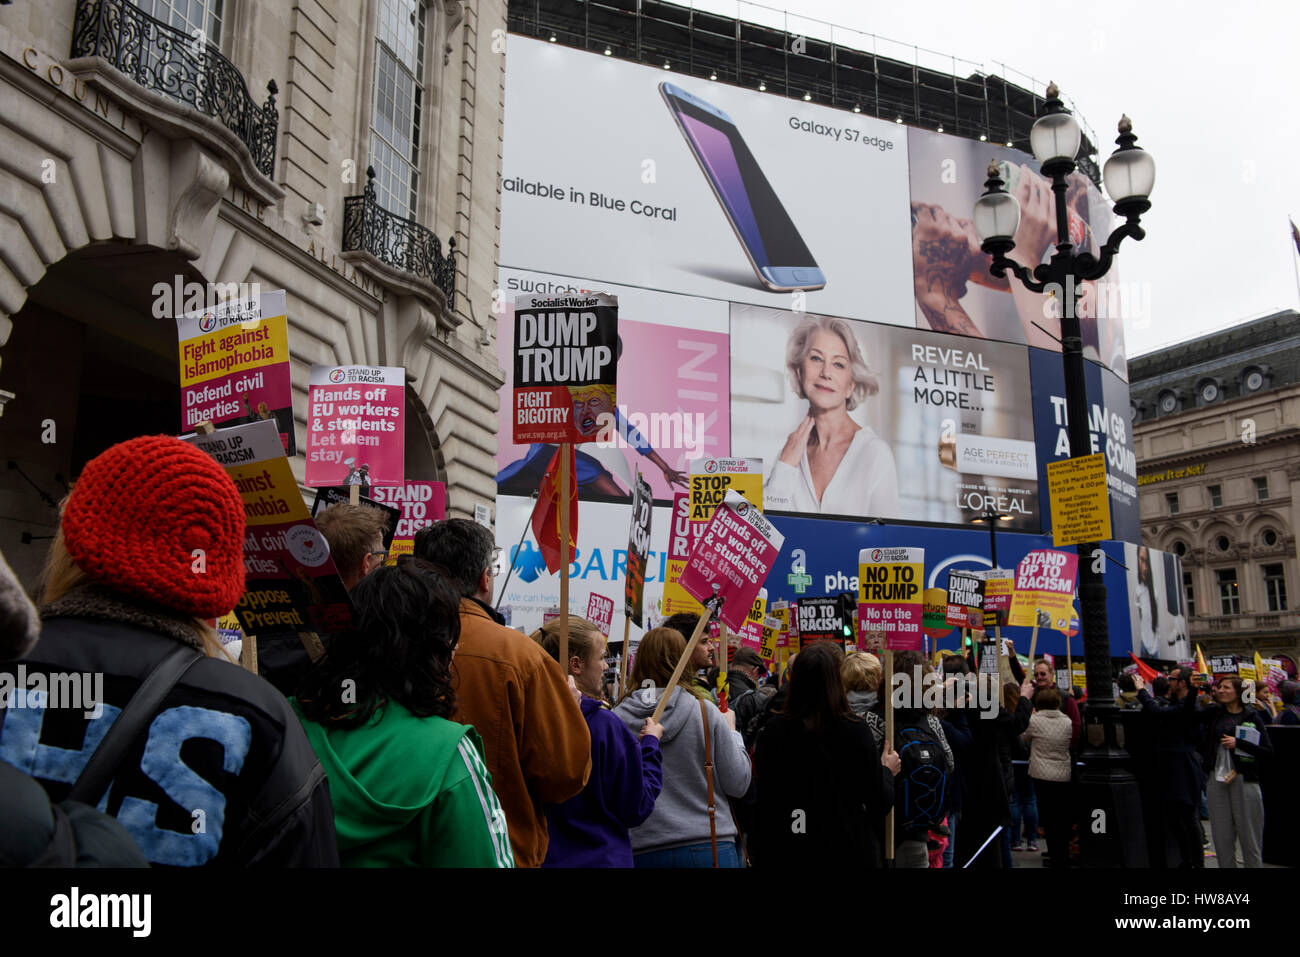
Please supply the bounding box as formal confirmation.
[532,445,577,575]
[1129,653,1158,683]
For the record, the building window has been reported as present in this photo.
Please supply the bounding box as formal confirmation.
[1166,492,1179,515]
[1254,476,1269,501]
[370,0,427,219]
[1263,564,1288,612]
[1262,529,1278,547]
[1216,535,1231,553]
[1183,571,1195,617]
[1217,569,1240,615]
[1208,484,1222,508]
[133,0,224,45]
[1173,540,1187,556]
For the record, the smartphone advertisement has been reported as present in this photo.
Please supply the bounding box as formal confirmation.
[501,36,914,326]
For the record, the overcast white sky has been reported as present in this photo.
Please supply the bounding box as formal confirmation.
[687,0,1300,357]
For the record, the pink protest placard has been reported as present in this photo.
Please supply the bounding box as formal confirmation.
[857,547,924,651]
[1007,549,1079,633]
[679,490,784,633]
[306,365,405,488]
[586,593,615,636]
[369,481,447,561]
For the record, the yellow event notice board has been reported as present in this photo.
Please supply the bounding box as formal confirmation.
[1047,453,1111,547]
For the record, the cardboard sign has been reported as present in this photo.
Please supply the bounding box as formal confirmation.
[624,471,653,627]
[186,420,353,643]
[794,596,844,647]
[177,290,294,453]
[946,569,984,627]
[921,587,951,638]
[688,458,764,523]
[663,492,708,618]
[1209,655,1237,678]
[678,490,784,633]
[981,568,1015,628]
[1047,453,1112,546]
[760,614,782,663]
[306,364,406,488]
[1008,549,1079,633]
[738,589,768,651]
[770,600,793,650]
[512,292,618,444]
[586,592,615,636]
[310,487,401,552]
[858,546,925,651]
[369,481,447,561]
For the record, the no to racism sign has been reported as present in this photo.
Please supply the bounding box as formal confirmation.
[679,490,784,633]
[307,365,405,488]
[1008,549,1078,634]
[512,292,618,444]
[858,547,924,651]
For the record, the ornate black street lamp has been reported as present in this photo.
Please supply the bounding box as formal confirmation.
[971,506,1011,569]
[972,83,1156,867]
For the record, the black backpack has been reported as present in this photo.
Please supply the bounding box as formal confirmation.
[895,723,949,830]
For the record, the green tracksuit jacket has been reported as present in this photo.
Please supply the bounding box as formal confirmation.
[293,699,514,867]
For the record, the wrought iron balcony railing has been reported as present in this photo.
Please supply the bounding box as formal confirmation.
[71,0,279,178]
[342,167,457,309]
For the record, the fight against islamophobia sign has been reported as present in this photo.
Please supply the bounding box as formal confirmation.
[679,490,784,633]
[306,365,405,488]
[177,290,294,453]
[512,292,618,444]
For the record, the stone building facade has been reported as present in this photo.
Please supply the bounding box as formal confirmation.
[0,0,509,584]
[1129,310,1300,669]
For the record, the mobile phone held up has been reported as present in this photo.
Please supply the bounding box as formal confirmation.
[660,82,826,293]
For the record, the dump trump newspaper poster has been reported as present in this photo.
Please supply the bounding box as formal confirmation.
[679,490,784,633]
[1008,549,1079,633]
[946,569,984,628]
[178,289,294,453]
[369,481,447,560]
[858,546,924,651]
[512,292,618,444]
[587,592,615,636]
[306,365,405,488]
[186,419,353,643]
[624,471,653,626]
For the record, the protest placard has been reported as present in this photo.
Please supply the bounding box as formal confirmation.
[624,471,653,627]
[1047,453,1112,547]
[306,365,405,488]
[922,587,951,639]
[981,568,1015,628]
[662,492,708,618]
[512,292,618,444]
[678,490,784,633]
[858,547,924,651]
[1209,655,1237,678]
[738,589,767,651]
[946,570,984,628]
[177,290,295,453]
[368,482,446,560]
[770,600,795,651]
[688,458,763,523]
[587,592,615,636]
[760,614,781,663]
[795,596,843,647]
[310,488,401,554]
[186,419,353,652]
[1008,549,1079,633]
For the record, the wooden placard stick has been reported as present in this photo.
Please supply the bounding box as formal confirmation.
[884,647,895,862]
[650,603,717,726]
[240,634,259,675]
[558,446,571,673]
[1066,631,1072,693]
[196,420,216,435]
[299,630,326,662]
[1027,610,1041,673]
[619,616,631,700]
[717,620,729,711]
[349,485,360,505]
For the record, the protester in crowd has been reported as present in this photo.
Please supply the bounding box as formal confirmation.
[0,437,337,866]
[1022,684,1074,869]
[729,647,775,751]
[1134,668,1206,868]
[1278,680,1300,726]
[752,642,899,867]
[1200,674,1273,868]
[748,651,797,746]
[1152,675,1171,701]
[532,616,664,867]
[314,503,391,590]
[888,649,954,868]
[1030,658,1081,749]
[613,626,751,867]
[662,612,712,694]
[414,519,591,867]
[294,559,512,866]
[1001,680,1036,861]
[0,546,148,867]
[1117,673,1141,709]
[842,650,886,751]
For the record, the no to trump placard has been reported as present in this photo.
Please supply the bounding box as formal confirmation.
[1047,453,1111,546]
[307,365,405,488]
[178,290,294,453]
[858,547,924,651]
[738,589,768,651]
[512,292,618,444]
[1008,549,1079,633]
[679,490,784,633]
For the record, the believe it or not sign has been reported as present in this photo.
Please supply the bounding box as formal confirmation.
[586,592,615,637]
[512,292,618,444]
[946,570,984,628]
[306,365,405,488]
[1007,549,1079,634]
[689,458,764,523]
[795,596,843,647]
[1047,453,1112,547]
[369,482,447,561]
[177,289,294,453]
[1137,463,1207,488]
[738,589,768,651]
[678,490,784,633]
[857,547,924,651]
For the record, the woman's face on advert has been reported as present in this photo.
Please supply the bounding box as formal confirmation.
[801,329,853,410]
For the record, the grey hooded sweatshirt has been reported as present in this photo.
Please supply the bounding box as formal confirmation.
[613,685,752,854]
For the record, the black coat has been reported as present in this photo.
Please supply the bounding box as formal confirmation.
[1137,689,1205,807]
[752,713,893,868]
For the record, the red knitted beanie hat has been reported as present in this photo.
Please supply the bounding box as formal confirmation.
[62,435,246,618]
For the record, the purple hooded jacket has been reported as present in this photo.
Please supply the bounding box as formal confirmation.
[542,696,663,867]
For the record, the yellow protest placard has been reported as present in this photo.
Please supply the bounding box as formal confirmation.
[1047,453,1111,547]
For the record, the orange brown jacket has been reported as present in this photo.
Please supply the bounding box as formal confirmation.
[452,597,592,866]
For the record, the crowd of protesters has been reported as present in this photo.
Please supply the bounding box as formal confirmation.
[0,435,1294,868]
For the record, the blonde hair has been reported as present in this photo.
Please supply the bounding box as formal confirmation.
[842,650,883,693]
[41,526,233,662]
[786,314,879,411]
[531,616,605,670]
